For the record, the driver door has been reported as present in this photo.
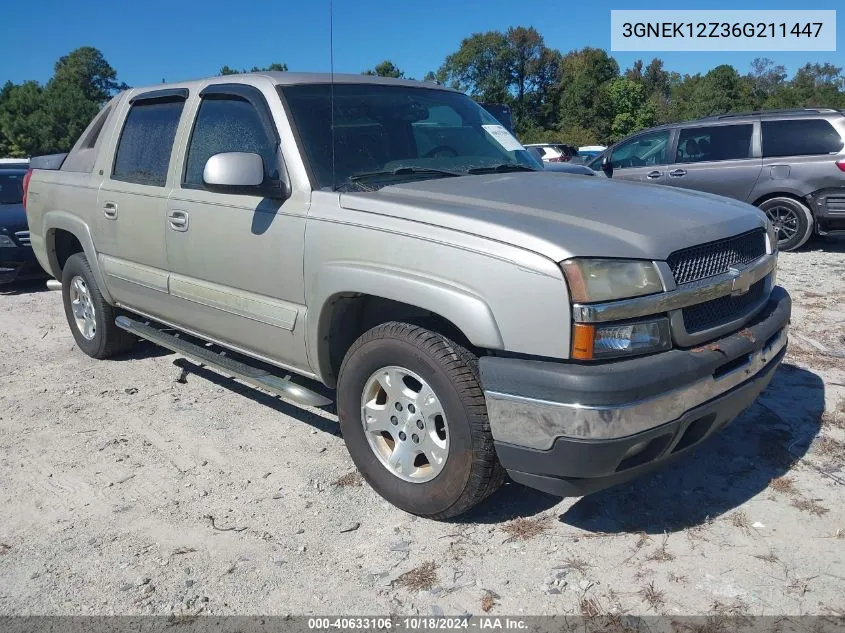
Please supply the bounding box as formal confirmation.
[601,129,674,184]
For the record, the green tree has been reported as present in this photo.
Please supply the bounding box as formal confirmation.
[748,57,788,107]
[0,81,48,157]
[791,62,845,107]
[436,27,561,132]
[363,60,405,78]
[219,62,288,75]
[606,77,656,142]
[437,31,512,102]
[0,46,126,156]
[557,47,619,143]
[50,46,128,103]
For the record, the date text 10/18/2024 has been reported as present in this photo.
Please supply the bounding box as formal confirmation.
[307,617,529,630]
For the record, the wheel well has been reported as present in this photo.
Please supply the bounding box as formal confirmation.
[752,192,810,210]
[51,229,84,275]
[322,294,475,389]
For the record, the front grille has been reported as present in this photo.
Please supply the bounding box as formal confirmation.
[667,229,766,285]
[826,195,845,214]
[14,230,30,246]
[682,279,766,333]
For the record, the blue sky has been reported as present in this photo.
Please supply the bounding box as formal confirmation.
[0,0,842,88]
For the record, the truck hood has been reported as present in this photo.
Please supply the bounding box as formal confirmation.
[339,173,767,262]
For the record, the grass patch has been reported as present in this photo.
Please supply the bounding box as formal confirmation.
[728,510,751,531]
[332,471,363,487]
[646,535,675,563]
[768,476,796,495]
[791,497,830,517]
[560,556,590,574]
[395,561,438,591]
[814,436,845,463]
[480,590,499,613]
[639,581,665,611]
[502,515,550,542]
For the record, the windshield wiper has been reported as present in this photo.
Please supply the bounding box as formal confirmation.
[465,164,538,174]
[348,166,464,183]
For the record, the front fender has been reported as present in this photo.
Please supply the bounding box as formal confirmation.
[41,211,113,304]
[308,262,505,381]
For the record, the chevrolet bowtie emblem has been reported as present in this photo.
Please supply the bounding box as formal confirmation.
[728,263,753,296]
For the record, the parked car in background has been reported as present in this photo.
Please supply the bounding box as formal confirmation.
[588,109,845,251]
[0,158,31,168]
[524,143,572,163]
[26,72,789,518]
[525,147,594,175]
[571,145,606,164]
[479,103,515,134]
[0,163,47,285]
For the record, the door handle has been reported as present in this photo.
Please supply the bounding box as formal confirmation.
[646,171,663,180]
[103,202,118,219]
[669,169,687,177]
[168,210,189,232]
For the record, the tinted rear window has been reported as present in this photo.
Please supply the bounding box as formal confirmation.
[762,119,844,158]
[0,172,25,205]
[113,100,184,186]
[676,124,753,163]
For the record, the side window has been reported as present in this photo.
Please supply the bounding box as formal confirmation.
[81,105,113,149]
[610,130,670,169]
[675,124,753,164]
[183,96,278,188]
[113,100,184,186]
[762,119,844,158]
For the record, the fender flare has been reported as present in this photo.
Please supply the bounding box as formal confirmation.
[308,262,504,383]
[42,211,113,304]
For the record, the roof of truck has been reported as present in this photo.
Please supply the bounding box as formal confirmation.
[126,72,457,96]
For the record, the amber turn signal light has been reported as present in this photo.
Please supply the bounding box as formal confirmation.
[571,323,595,360]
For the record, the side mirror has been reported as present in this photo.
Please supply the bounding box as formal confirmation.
[203,152,289,199]
[601,154,613,177]
[204,152,265,188]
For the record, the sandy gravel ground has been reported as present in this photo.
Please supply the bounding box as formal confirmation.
[0,239,843,618]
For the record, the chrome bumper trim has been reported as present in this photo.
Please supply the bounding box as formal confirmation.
[572,253,777,323]
[485,325,787,450]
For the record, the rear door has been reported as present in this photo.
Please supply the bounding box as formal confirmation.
[757,117,845,198]
[95,89,188,317]
[664,122,761,201]
[599,128,674,184]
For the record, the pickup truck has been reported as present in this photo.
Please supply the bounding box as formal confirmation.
[24,73,791,519]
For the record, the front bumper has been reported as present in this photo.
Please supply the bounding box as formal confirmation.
[481,286,791,497]
[0,245,47,285]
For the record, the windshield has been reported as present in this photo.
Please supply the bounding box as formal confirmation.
[0,171,25,205]
[279,84,539,190]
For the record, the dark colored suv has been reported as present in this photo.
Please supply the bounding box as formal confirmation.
[0,165,46,285]
[589,109,845,250]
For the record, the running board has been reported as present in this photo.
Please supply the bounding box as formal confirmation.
[115,316,333,408]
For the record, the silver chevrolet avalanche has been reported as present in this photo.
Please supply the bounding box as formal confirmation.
[24,73,791,518]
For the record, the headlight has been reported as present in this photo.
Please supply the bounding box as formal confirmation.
[572,318,671,360]
[0,234,15,248]
[561,258,664,303]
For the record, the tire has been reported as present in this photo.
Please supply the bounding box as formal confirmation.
[758,196,814,252]
[61,253,135,359]
[337,322,505,519]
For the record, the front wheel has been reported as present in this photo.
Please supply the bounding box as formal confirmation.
[336,322,504,519]
[758,197,814,252]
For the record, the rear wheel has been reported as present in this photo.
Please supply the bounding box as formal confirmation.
[758,197,813,251]
[61,253,135,359]
[336,322,504,519]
